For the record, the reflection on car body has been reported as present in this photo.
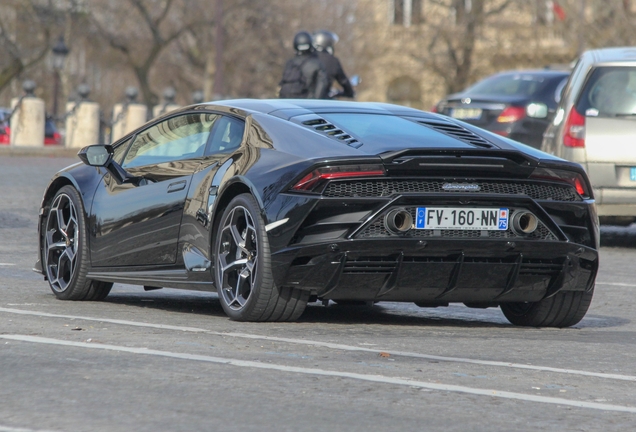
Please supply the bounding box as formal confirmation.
[36,99,598,327]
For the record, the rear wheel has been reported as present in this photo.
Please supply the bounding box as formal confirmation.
[214,193,308,321]
[43,186,112,301]
[500,288,594,327]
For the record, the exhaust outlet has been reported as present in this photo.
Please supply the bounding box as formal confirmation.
[384,208,413,234]
[511,211,538,235]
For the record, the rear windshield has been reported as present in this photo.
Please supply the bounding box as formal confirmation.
[318,113,474,149]
[575,66,636,116]
[464,73,562,98]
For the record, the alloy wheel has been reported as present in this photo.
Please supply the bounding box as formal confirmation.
[45,193,79,292]
[217,205,258,310]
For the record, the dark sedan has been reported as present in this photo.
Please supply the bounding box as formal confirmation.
[434,70,570,149]
[35,99,598,326]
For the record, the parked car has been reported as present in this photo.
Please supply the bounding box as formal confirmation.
[433,69,570,149]
[542,47,636,226]
[36,99,598,327]
[0,108,61,145]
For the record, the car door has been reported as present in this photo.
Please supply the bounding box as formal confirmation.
[179,115,247,268]
[90,112,220,267]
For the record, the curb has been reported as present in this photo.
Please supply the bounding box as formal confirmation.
[0,146,79,158]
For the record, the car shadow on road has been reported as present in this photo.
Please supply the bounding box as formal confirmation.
[600,225,636,248]
[102,290,626,330]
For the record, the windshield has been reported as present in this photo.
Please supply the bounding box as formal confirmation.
[575,66,636,117]
[464,73,549,97]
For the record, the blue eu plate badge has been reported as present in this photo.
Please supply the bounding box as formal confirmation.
[631,167,636,181]
[416,208,426,229]
[498,209,509,230]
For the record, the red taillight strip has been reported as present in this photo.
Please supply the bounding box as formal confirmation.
[530,167,591,199]
[292,165,386,191]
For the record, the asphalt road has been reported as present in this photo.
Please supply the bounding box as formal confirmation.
[2,155,636,432]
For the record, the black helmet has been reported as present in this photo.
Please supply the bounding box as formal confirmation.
[293,31,313,53]
[313,30,339,54]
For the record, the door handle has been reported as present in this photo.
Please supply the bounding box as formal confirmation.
[167,180,187,193]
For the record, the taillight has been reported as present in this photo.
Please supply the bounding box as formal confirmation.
[292,164,385,192]
[563,107,585,148]
[53,131,61,144]
[496,106,526,123]
[0,126,10,144]
[530,167,591,199]
[430,105,438,113]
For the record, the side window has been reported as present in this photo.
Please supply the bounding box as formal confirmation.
[206,116,245,155]
[113,137,132,164]
[122,113,219,168]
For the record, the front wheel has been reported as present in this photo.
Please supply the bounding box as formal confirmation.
[43,186,112,301]
[214,194,308,322]
[500,288,594,327]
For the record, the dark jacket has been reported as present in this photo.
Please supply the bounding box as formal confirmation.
[316,50,354,98]
[279,52,329,99]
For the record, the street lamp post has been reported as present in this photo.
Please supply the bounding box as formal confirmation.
[51,36,69,119]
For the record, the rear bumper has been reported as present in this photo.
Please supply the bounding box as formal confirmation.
[271,239,598,304]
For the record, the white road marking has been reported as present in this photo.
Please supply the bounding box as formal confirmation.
[3,334,636,414]
[0,263,16,266]
[1,307,635,382]
[0,426,58,432]
[596,281,636,288]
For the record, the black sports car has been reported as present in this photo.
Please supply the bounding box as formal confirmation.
[35,99,599,327]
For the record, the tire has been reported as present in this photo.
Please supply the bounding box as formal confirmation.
[43,186,113,301]
[500,288,594,328]
[214,193,308,322]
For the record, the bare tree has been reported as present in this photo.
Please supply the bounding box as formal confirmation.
[0,0,54,94]
[419,0,515,94]
[89,0,214,108]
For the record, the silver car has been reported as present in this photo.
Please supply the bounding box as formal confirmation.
[542,47,636,225]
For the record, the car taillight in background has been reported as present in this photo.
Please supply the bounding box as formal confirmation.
[292,164,386,192]
[0,126,10,144]
[496,106,526,123]
[44,131,62,145]
[563,107,585,148]
[530,167,591,199]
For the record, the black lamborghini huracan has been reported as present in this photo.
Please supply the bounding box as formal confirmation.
[35,99,599,326]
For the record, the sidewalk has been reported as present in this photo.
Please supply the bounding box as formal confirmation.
[0,145,79,158]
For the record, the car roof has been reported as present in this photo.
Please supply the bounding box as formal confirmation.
[486,69,570,78]
[584,47,636,63]
[201,99,435,120]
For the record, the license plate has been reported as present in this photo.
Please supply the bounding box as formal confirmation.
[450,108,482,120]
[631,167,636,181]
[415,207,509,230]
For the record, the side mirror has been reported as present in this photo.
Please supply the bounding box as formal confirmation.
[350,75,360,87]
[77,144,140,185]
[77,145,113,167]
[526,103,549,119]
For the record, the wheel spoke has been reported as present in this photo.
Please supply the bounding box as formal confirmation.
[222,258,248,272]
[229,223,247,252]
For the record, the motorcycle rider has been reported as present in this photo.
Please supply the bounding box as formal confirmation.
[279,31,329,99]
[312,30,354,98]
